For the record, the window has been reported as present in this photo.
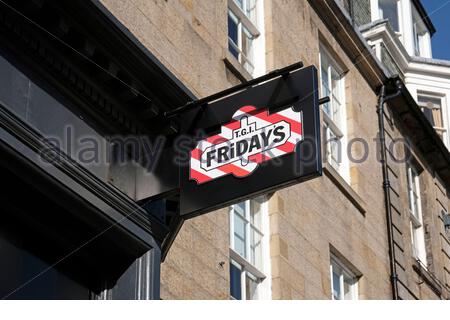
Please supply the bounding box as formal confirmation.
[320,47,348,179]
[412,4,431,57]
[228,0,259,74]
[378,0,400,32]
[406,162,427,265]
[230,260,260,300]
[230,196,266,300]
[330,255,359,300]
[417,95,446,142]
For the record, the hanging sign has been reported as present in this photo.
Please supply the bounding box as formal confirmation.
[178,65,321,218]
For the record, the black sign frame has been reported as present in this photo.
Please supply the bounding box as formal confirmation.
[178,65,321,218]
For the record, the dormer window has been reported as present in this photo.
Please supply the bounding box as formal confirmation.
[417,94,447,143]
[412,3,431,57]
[378,0,400,32]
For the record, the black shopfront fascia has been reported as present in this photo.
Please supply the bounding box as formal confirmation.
[0,0,194,299]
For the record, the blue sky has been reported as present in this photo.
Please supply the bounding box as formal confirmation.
[422,0,450,60]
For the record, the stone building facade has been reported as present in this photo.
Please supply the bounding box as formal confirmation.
[96,0,450,299]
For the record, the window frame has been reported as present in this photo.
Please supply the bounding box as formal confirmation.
[411,2,431,57]
[229,257,264,300]
[377,0,402,33]
[417,93,447,145]
[228,0,260,74]
[406,161,427,266]
[319,45,349,181]
[229,196,267,300]
[230,197,265,269]
[330,255,359,300]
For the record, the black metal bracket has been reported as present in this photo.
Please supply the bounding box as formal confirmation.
[164,61,304,118]
[318,96,330,105]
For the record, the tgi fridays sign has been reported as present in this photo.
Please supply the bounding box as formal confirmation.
[179,65,321,218]
[190,106,303,184]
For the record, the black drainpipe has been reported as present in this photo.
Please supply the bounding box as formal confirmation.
[377,81,402,300]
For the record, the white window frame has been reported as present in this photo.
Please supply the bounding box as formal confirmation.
[330,255,359,300]
[229,196,269,300]
[319,45,349,182]
[229,257,263,300]
[406,162,427,266]
[375,0,402,34]
[228,0,261,75]
[411,2,431,58]
[417,93,447,146]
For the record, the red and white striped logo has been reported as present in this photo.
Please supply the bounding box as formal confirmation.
[190,105,303,184]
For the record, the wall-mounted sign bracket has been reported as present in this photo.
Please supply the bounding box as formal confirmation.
[164,61,305,119]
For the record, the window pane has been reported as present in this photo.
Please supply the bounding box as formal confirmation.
[331,96,341,124]
[228,11,239,59]
[245,0,257,25]
[233,212,247,257]
[411,222,422,259]
[320,51,343,126]
[411,222,417,255]
[250,198,262,230]
[332,268,341,300]
[229,40,239,60]
[230,261,242,299]
[413,194,420,219]
[412,4,427,56]
[320,58,331,117]
[422,107,435,126]
[407,166,415,215]
[241,29,251,58]
[235,0,244,10]
[241,27,254,73]
[331,67,342,124]
[343,274,353,299]
[245,273,259,300]
[321,84,331,117]
[234,201,246,216]
[418,96,443,128]
[321,68,330,94]
[379,0,399,31]
[331,68,341,102]
[250,227,262,268]
[228,11,238,43]
[328,128,341,170]
[407,165,421,219]
[331,258,358,300]
[413,23,421,56]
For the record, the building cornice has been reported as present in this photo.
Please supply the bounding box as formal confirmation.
[361,19,410,75]
[361,20,450,79]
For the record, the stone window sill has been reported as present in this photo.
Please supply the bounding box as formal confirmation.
[412,258,443,297]
[223,51,253,83]
[323,163,367,215]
